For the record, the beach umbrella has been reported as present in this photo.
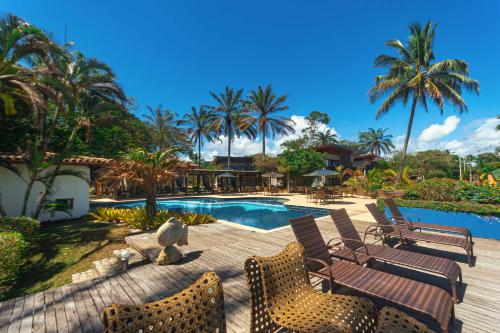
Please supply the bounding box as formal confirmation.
[262,172,284,192]
[217,172,236,178]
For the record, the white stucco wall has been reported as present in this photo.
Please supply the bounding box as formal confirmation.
[0,164,90,222]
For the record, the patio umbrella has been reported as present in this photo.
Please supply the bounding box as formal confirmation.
[303,168,340,187]
[262,172,284,192]
[217,172,236,178]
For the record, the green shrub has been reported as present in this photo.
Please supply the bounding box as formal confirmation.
[0,232,26,299]
[381,197,499,216]
[0,216,40,241]
[406,179,500,204]
[89,207,216,229]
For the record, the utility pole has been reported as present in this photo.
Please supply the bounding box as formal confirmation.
[458,156,462,181]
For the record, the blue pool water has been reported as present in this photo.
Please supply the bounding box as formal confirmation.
[93,197,329,230]
[386,206,500,240]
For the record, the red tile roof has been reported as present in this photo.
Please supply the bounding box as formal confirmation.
[0,152,115,166]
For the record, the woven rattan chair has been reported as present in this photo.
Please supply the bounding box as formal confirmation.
[330,208,462,303]
[245,242,378,333]
[384,198,474,246]
[102,272,226,333]
[376,307,435,333]
[289,215,454,333]
[367,203,474,266]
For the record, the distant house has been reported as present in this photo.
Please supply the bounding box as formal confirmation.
[487,169,500,186]
[212,156,255,171]
[0,153,112,222]
[315,144,380,173]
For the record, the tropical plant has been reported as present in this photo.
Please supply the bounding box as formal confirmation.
[358,128,394,156]
[0,216,39,240]
[207,87,255,168]
[313,129,338,146]
[178,106,215,163]
[279,147,324,179]
[98,148,193,228]
[253,154,280,173]
[245,84,294,155]
[369,21,479,183]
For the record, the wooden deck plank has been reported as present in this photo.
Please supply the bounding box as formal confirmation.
[53,288,68,333]
[61,284,82,333]
[31,292,45,333]
[6,297,24,333]
[0,299,15,333]
[18,293,34,333]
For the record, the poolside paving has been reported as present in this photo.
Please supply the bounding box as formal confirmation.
[1,197,500,333]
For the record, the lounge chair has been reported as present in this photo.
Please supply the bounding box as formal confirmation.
[384,198,474,245]
[102,272,226,333]
[330,208,462,303]
[366,203,474,266]
[289,215,454,332]
[245,242,435,333]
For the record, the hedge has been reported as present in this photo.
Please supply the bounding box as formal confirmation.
[0,216,40,241]
[377,198,500,216]
[0,232,26,299]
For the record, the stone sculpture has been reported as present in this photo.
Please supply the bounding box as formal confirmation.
[156,217,188,265]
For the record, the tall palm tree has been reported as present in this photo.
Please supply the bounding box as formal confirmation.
[178,106,215,163]
[358,128,394,156]
[246,84,295,155]
[207,87,255,169]
[143,105,178,150]
[369,21,479,183]
[99,148,193,228]
[313,129,337,146]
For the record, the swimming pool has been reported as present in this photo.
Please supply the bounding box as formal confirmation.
[93,197,330,231]
[387,206,500,240]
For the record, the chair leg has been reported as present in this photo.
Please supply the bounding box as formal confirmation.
[459,272,463,287]
[467,250,472,267]
[451,281,458,304]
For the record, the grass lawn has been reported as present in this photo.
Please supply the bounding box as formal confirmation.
[3,217,131,300]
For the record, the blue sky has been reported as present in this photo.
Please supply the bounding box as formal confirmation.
[3,0,499,157]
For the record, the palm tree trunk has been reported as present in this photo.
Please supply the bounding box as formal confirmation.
[396,96,417,183]
[262,127,266,155]
[197,137,201,192]
[227,134,231,169]
[145,191,157,230]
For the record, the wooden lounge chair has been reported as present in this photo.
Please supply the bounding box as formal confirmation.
[366,203,474,267]
[384,198,474,245]
[289,215,454,332]
[330,208,462,303]
[102,272,226,333]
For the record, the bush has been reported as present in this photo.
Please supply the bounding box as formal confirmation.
[89,207,216,229]
[0,232,26,299]
[378,197,499,216]
[0,216,40,241]
[405,179,500,204]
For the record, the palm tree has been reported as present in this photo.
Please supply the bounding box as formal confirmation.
[207,87,255,169]
[313,129,337,146]
[99,149,193,228]
[246,85,295,155]
[143,105,178,150]
[358,128,394,156]
[178,106,215,163]
[0,14,49,117]
[369,21,479,183]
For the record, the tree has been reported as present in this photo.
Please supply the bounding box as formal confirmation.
[358,128,394,156]
[178,106,215,164]
[98,149,193,228]
[313,129,337,146]
[279,147,324,180]
[245,85,294,155]
[207,87,255,169]
[303,111,330,138]
[253,154,280,173]
[143,105,191,154]
[369,21,479,183]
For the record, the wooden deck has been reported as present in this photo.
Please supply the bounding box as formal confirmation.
[1,216,500,333]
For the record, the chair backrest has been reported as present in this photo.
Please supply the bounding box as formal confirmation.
[102,272,226,333]
[244,242,311,333]
[365,203,397,234]
[330,209,364,251]
[384,198,404,221]
[289,215,333,271]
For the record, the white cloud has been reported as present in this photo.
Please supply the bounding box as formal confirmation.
[201,115,338,160]
[394,116,499,156]
[418,116,460,142]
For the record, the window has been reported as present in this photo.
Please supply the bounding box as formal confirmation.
[55,198,74,210]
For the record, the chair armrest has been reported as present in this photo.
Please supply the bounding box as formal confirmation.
[305,257,334,288]
[328,237,369,265]
[326,238,343,250]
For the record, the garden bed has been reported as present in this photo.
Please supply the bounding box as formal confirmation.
[378,198,500,216]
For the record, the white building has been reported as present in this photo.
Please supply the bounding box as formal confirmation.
[0,154,112,222]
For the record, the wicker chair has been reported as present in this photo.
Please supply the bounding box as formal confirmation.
[245,242,378,333]
[102,272,226,333]
[376,307,435,333]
